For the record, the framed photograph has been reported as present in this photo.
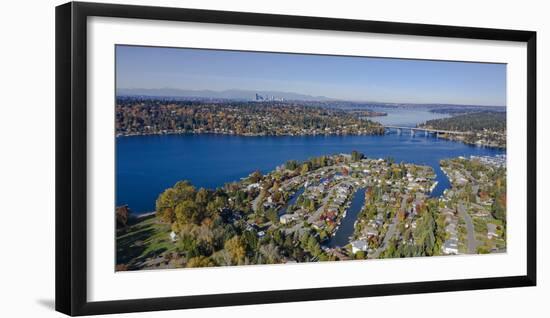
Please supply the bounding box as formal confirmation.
[55,1,536,316]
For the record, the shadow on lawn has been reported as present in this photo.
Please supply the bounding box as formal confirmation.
[116,225,155,266]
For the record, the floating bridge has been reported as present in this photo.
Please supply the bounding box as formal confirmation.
[383,125,467,137]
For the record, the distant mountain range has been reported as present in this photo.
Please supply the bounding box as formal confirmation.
[116,88,334,101]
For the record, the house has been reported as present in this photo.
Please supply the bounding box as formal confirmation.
[169,231,178,242]
[442,239,459,255]
[280,213,298,225]
[487,223,499,239]
[312,220,325,230]
[440,208,455,216]
[263,201,277,209]
[365,226,379,238]
[246,183,260,191]
[351,240,368,254]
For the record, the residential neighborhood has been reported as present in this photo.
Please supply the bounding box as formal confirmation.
[116,151,506,270]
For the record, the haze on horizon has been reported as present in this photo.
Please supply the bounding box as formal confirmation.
[116,45,507,107]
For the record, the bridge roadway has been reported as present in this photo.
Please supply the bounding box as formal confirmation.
[383,125,467,135]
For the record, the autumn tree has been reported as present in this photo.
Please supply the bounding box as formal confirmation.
[175,200,201,226]
[224,236,246,265]
[156,181,196,223]
[115,205,130,228]
[186,256,215,268]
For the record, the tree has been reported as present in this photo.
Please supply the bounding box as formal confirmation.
[195,188,209,206]
[248,170,263,183]
[115,205,130,228]
[306,235,322,257]
[382,238,398,258]
[491,193,506,223]
[271,190,282,203]
[224,236,246,265]
[156,188,178,223]
[259,243,280,264]
[212,250,233,266]
[285,160,299,171]
[186,256,215,268]
[283,235,294,250]
[175,200,202,226]
[266,208,279,224]
[242,230,258,252]
[173,181,197,201]
[156,180,197,223]
[300,163,310,175]
[477,245,490,254]
[351,150,365,162]
[175,233,200,259]
[196,223,215,251]
[272,230,283,245]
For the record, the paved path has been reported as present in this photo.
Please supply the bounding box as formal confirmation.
[458,203,478,253]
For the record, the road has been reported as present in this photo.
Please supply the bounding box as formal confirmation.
[307,190,332,223]
[458,203,478,253]
[369,195,408,258]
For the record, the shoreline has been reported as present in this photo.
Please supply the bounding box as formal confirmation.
[115,129,385,138]
[115,130,506,149]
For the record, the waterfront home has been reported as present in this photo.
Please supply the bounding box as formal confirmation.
[351,240,368,254]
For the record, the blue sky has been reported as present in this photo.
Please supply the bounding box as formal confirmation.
[116,45,506,106]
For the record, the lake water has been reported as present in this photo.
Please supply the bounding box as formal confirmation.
[116,133,504,213]
[367,106,451,127]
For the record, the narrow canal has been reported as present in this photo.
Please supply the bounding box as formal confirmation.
[326,187,367,248]
[278,186,305,216]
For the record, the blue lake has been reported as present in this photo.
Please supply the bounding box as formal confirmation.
[367,106,451,127]
[116,133,504,213]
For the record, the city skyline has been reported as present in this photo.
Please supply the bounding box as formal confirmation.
[116,45,507,106]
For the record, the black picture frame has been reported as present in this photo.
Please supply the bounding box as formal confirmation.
[55,1,537,316]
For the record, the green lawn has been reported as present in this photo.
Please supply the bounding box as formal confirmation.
[116,215,173,270]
